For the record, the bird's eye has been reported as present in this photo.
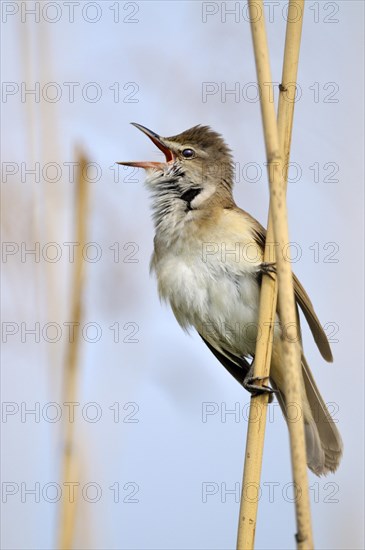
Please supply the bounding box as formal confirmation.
[182,148,195,159]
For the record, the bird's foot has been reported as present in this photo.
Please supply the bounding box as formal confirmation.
[259,262,276,279]
[243,368,277,403]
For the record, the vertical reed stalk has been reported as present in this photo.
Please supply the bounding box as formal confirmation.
[58,152,89,549]
[237,2,312,548]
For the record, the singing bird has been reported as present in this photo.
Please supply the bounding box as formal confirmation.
[118,123,343,476]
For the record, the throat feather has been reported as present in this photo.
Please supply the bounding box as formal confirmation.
[180,188,202,210]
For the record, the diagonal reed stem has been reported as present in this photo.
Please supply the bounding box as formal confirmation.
[237,2,312,548]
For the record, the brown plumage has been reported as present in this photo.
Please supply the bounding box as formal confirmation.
[118,123,343,476]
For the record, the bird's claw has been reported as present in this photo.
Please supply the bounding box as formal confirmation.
[256,262,276,282]
[260,262,276,275]
[243,375,277,403]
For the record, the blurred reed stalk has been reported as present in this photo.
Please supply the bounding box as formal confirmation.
[236,1,312,549]
[58,151,90,549]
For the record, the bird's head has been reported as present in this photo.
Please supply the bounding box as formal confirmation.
[118,123,235,209]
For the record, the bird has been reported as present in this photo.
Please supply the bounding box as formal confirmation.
[117,122,343,476]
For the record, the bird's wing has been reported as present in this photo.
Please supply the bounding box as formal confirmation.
[292,272,332,361]
[246,211,333,362]
[198,333,251,386]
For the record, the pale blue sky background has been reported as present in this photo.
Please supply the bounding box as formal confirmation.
[1,1,364,549]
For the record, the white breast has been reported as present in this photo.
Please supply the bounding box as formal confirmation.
[152,231,262,357]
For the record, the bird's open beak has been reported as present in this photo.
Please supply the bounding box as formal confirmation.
[116,123,174,169]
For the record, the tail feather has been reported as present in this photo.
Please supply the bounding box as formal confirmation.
[304,420,325,475]
[272,354,343,476]
[301,355,343,475]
